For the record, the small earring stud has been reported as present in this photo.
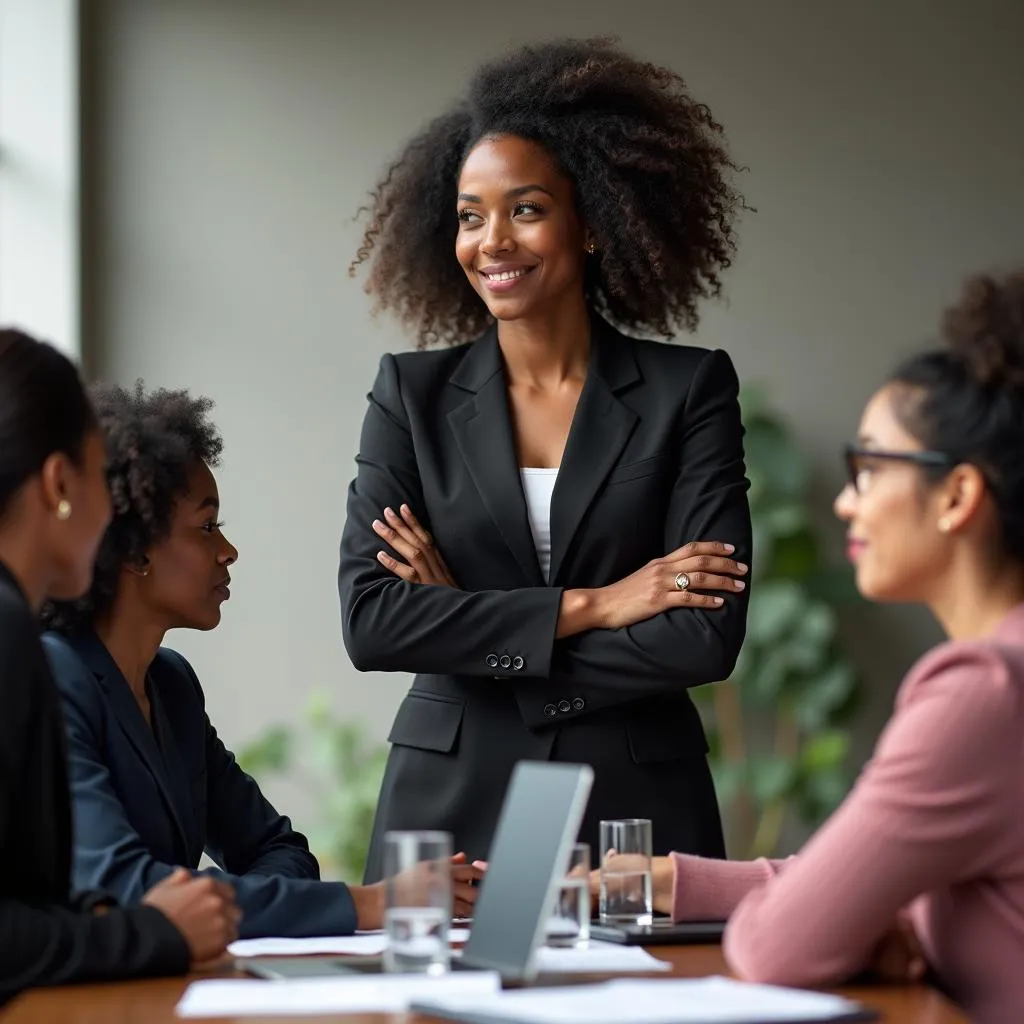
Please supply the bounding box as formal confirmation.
[586,242,598,255]
[56,499,72,521]
[938,519,951,533]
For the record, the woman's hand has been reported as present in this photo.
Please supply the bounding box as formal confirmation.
[351,853,485,930]
[373,504,458,586]
[592,541,747,630]
[587,854,676,917]
[867,915,928,983]
[557,541,747,637]
[142,869,241,965]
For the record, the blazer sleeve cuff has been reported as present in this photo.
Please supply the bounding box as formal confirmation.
[69,889,120,914]
[133,905,193,975]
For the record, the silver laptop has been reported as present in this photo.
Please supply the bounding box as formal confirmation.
[237,760,594,982]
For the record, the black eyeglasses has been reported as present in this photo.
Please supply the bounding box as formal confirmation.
[842,444,954,494]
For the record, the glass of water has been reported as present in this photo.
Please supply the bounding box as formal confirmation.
[382,830,452,975]
[598,819,653,926]
[545,842,591,948]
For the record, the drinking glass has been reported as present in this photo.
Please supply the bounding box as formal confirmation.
[382,830,452,974]
[598,819,653,926]
[545,842,591,948]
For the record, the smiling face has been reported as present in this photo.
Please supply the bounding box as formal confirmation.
[455,134,589,324]
[834,384,961,603]
[140,461,238,631]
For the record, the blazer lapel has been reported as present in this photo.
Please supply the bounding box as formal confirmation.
[72,632,192,856]
[147,673,202,861]
[547,318,641,585]
[447,330,546,585]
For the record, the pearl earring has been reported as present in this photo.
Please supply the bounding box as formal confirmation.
[56,499,72,521]
[938,519,952,533]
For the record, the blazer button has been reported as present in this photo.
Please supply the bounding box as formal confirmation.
[512,656,524,671]
[543,703,557,718]
[499,654,512,669]
[558,699,571,713]
[572,697,586,711]
[486,654,499,668]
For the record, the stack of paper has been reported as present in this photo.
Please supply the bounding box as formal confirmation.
[227,926,471,958]
[175,971,500,1018]
[411,976,873,1024]
[532,942,670,973]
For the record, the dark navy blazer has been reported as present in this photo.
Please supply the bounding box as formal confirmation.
[43,631,357,938]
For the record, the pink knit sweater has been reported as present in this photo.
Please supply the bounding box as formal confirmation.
[672,603,1024,1024]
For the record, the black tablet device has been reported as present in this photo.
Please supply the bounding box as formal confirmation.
[589,918,725,945]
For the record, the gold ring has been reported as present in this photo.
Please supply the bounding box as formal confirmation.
[674,572,690,591]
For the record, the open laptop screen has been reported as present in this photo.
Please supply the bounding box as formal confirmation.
[461,761,593,980]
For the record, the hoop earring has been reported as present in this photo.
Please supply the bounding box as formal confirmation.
[56,499,72,521]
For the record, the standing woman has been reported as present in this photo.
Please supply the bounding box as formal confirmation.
[341,38,752,881]
[0,330,238,1005]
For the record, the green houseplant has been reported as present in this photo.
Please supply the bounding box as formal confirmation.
[691,386,862,857]
[236,693,387,883]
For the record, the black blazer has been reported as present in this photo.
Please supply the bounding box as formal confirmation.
[0,563,188,1005]
[43,631,359,938]
[339,317,751,881]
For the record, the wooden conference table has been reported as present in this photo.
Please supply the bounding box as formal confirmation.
[0,944,968,1024]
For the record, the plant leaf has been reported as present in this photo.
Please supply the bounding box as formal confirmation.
[769,529,819,580]
[794,662,858,731]
[798,730,850,773]
[746,580,806,645]
[235,726,291,775]
[748,757,797,805]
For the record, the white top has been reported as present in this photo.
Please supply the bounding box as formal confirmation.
[520,468,559,582]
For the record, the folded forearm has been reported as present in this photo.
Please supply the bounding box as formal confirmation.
[343,579,562,677]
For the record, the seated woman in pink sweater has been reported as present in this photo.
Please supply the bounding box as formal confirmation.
[632,270,1024,1023]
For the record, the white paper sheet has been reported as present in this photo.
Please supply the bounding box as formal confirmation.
[175,970,500,1018]
[412,976,866,1024]
[228,926,471,958]
[533,941,671,973]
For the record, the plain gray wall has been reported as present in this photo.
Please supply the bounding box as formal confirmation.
[81,0,1024,846]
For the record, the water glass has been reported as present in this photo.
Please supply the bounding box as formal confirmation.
[598,819,653,926]
[545,842,591,948]
[382,830,452,975]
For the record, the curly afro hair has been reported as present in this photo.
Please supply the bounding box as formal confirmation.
[350,37,745,346]
[41,381,222,635]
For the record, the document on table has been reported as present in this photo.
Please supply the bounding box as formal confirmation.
[175,970,500,1018]
[410,976,875,1024]
[532,941,670,973]
[227,926,471,957]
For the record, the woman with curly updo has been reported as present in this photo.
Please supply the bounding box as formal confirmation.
[588,269,1024,1022]
[42,384,481,937]
[340,38,753,882]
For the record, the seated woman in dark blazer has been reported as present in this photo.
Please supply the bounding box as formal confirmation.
[0,329,238,1004]
[42,382,480,939]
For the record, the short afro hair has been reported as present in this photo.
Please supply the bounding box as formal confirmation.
[350,37,745,347]
[41,381,222,635]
